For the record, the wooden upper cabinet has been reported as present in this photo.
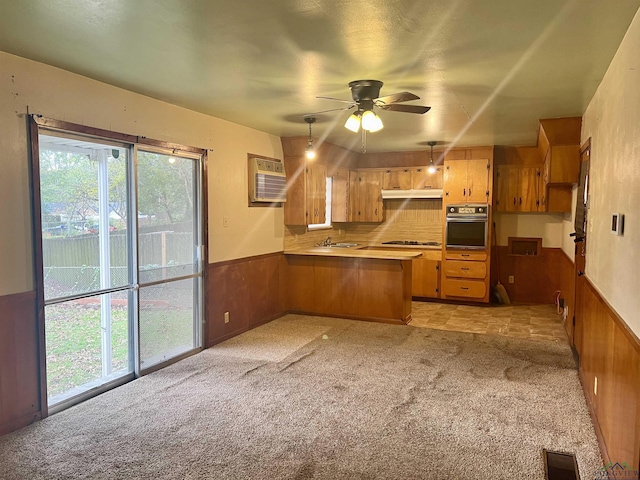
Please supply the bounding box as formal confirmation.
[537,117,581,186]
[308,163,327,224]
[411,167,443,189]
[444,159,491,204]
[284,158,326,225]
[382,168,412,190]
[331,171,349,223]
[495,165,541,212]
[349,170,384,222]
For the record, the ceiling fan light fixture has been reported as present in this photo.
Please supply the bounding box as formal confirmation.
[344,113,361,133]
[361,110,383,132]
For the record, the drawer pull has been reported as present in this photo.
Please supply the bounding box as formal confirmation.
[460,287,469,290]
[462,254,470,257]
[461,267,470,271]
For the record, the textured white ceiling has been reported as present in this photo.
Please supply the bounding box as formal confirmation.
[0,0,638,152]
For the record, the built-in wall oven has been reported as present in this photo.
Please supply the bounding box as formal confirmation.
[445,204,489,250]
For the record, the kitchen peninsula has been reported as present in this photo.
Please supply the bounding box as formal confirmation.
[283,246,421,324]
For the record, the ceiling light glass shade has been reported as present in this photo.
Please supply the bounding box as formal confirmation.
[305,142,316,160]
[344,113,361,133]
[361,110,383,132]
[428,163,437,174]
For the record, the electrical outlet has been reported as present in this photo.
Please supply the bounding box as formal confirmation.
[508,275,515,284]
[563,306,568,321]
[224,311,230,324]
[594,376,598,396]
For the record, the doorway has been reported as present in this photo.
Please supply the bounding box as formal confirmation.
[33,120,206,412]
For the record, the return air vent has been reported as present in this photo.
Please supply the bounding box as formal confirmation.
[249,157,287,203]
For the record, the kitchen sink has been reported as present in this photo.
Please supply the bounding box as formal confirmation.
[328,242,360,248]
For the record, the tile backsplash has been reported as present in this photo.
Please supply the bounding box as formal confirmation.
[284,199,443,249]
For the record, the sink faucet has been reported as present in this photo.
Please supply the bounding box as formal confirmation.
[317,236,332,247]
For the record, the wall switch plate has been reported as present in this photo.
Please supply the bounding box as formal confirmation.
[508,275,515,284]
[224,311,230,324]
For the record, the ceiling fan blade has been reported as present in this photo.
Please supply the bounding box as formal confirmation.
[375,91,420,105]
[316,96,355,104]
[304,105,355,116]
[378,104,431,114]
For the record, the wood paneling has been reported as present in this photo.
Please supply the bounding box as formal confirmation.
[492,246,566,304]
[207,253,284,346]
[557,250,576,343]
[0,291,41,436]
[578,278,640,470]
[283,255,412,324]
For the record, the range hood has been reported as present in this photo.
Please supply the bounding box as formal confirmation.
[381,188,443,199]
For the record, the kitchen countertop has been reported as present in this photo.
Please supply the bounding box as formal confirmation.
[284,242,443,261]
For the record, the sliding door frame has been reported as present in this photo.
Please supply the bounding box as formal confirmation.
[29,116,208,419]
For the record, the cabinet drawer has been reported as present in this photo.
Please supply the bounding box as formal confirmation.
[442,278,486,299]
[442,260,486,279]
[444,251,487,261]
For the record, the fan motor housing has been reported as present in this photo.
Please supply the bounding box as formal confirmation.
[349,80,383,102]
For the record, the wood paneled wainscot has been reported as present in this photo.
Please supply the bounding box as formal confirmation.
[441,251,489,302]
[283,252,415,324]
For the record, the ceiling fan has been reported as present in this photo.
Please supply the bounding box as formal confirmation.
[312,80,431,133]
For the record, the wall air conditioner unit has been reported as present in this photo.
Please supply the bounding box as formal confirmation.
[249,158,287,203]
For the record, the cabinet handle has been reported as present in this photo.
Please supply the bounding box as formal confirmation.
[461,287,469,290]
[519,197,522,205]
[463,188,466,196]
[469,188,472,196]
[462,254,470,257]
[374,208,378,215]
[513,197,516,205]
[461,267,470,271]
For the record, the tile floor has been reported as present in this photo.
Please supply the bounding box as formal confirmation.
[410,301,568,343]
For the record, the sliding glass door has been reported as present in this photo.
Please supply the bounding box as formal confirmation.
[136,149,203,372]
[37,128,204,410]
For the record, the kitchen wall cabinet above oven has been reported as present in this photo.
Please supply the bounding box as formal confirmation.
[443,159,492,204]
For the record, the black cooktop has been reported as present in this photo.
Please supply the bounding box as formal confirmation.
[382,240,441,246]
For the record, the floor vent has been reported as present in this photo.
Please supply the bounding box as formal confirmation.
[544,450,580,480]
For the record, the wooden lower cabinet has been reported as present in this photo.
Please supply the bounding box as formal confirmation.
[441,250,490,302]
[442,278,486,299]
[412,258,440,298]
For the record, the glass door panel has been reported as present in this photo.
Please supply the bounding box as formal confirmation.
[137,150,202,370]
[39,133,134,406]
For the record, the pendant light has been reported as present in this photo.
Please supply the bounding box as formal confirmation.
[427,141,437,174]
[304,117,316,160]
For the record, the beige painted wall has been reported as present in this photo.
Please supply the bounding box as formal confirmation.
[493,213,565,248]
[0,52,284,295]
[581,9,640,336]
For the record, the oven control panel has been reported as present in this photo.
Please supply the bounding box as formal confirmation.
[446,204,488,217]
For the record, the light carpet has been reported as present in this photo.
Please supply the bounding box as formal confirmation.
[0,314,601,479]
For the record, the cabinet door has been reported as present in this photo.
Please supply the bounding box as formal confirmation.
[466,159,490,203]
[443,161,468,203]
[348,170,360,221]
[306,163,326,224]
[382,168,412,190]
[412,258,440,298]
[518,167,540,212]
[360,171,383,222]
[412,167,443,189]
[495,165,518,212]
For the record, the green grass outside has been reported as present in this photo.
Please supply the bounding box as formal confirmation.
[45,303,194,399]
